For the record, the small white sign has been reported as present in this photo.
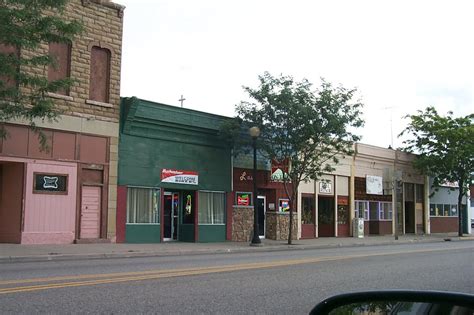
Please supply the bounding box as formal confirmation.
[161,169,198,185]
[366,175,383,195]
[319,181,332,194]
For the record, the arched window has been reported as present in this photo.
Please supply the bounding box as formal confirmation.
[89,46,111,103]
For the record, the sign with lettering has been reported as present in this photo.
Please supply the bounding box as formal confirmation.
[34,173,68,193]
[239,171,253,181]
[161,169,198,185]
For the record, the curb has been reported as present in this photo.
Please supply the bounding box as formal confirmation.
[2,237,470,264]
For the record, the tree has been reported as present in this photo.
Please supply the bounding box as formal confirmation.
[400,107,474,236]
[0,0,82,146]
[229,72,364,244]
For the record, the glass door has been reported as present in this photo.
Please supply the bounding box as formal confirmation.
[164,191,179,241]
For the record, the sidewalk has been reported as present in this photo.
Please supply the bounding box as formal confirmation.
[1,234,473,263]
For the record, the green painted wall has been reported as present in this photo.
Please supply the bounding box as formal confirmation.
[198,225,226,242]
[125,224,161,243]
[119,97,231,192]
[178,224,195,242]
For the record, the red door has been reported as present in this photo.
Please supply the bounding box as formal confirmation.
[80,186,101,239]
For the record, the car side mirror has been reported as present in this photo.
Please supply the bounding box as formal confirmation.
[310,290,474,315]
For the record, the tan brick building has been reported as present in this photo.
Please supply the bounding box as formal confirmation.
[0,0,124,244]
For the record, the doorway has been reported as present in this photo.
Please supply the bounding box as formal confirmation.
[404,201,415,233]
[318,196,335,237]
[164,192,179,241]
[0,162,24,243]
[79,186,101,239]
[257,196,266,238]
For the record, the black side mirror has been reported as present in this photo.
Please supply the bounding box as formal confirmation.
[310,290,474,315]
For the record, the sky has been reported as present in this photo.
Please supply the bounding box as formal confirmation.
[114,0,473,149]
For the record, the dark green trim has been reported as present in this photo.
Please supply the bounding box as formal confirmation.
[178,224,195,242]
[198,225,226,242]
[125,224,161,243]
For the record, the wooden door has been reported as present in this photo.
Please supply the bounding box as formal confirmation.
[80,186,101,239]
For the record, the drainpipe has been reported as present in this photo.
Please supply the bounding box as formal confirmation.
[424,175,430,235]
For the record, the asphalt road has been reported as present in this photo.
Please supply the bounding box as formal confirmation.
[1,241,473,314]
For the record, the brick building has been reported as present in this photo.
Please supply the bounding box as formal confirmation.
[0,0,124,244]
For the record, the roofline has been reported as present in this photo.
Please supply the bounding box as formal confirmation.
[120,96,233,120]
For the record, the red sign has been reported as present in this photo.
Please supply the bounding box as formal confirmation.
[161,169,198,185]
[237,193,250,206]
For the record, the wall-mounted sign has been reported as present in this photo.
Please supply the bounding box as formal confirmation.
[319,181,332,194]
[271,158,289,182]
[236,192,251,206]
[366,175,383,195]
[161,169,198,185]
[239,171,253,181]
[279,199,290,212]
[33,173,68,194]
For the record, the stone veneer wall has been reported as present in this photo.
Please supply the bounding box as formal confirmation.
[232,206,253,242]
[13,0,124,241]
[266,212,298,241]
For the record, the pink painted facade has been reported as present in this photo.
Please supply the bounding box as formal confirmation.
[22,160,77,244]
[0,157,77,244]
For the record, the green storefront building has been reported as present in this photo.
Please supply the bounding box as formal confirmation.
[116,97,232,243]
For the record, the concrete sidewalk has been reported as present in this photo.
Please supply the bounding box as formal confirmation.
[1,234,473,263]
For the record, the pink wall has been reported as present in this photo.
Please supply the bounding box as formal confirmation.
[0,162,24,243]
[22,160,77,244]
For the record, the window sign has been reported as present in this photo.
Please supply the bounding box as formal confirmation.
[279,199,290,212]
[33,173,68,194]
[236,192,252,206]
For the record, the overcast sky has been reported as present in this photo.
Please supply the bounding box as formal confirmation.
[114,0,473,148]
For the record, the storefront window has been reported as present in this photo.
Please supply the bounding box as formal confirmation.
[127,187,160,224]
[198,191,225,224]
[302,195,315,224]
[429,203,459,217]
[355,201,369,220]
[379,202,393,220]
[369,202,378,221]
[182,191,195,224]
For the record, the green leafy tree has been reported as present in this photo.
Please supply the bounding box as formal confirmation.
[0,0,82,146]
[400,107,474,236]
[229,72,364,244]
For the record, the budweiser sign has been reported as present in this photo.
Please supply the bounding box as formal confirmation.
[161,169,198,185]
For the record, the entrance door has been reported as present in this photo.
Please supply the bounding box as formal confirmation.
[257,196,265,238]
[318,196,335,237]
[404,201,415,233]
[164,192,179,240]
[80,186,101,239]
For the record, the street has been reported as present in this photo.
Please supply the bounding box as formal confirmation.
[1,241,473,314]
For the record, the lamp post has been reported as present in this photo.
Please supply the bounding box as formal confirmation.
[249,126,261,245]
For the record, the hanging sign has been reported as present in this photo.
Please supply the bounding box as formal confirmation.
[161,169,198,185]
[271,158,289,182]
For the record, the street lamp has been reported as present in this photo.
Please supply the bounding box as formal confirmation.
[249,126,261,245]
